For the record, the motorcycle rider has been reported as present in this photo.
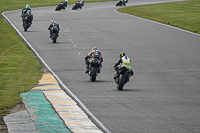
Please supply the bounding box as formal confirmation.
[21,4,31,17]
[113,52,134,80]
[22,10,33,26]
[61,0,68,9]
[118,0,128,6]
[85,47,103,74]
[75,0,84,9]
[48,20,60,37]
[63,0,68,8]
[79,0,85,8]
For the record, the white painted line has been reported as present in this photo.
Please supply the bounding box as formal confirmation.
[64,29,69,32]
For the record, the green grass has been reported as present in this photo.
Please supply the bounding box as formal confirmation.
[117,0,200,34]
[0,0,116,131]
[0,11,42,126]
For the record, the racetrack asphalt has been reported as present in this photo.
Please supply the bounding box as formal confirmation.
[3,0,200,133]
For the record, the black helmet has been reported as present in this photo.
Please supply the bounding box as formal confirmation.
[119,52,126,58]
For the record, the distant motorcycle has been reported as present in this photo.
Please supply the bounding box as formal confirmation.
[88,58,101,82]
[116,0,128,6]
[22,11,33,32]
[72,0,84,10]
[114,66,130,90]
[23,18,32,32]
[49,24,59,43]
[55,1,68,11]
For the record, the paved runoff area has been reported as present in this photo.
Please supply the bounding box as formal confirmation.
[4,73,103,133]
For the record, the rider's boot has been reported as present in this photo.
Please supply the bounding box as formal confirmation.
[113,72,118,80]
[97,68,100,73]
[85,67,89,74]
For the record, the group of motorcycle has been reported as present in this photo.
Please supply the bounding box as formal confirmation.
[87,55,133,91]
[21,0,128,40]
[55,0,128,11]
[55,0,85,11]
[20,1,131,90]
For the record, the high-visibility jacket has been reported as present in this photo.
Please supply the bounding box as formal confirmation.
[114,56,132,72]
[121,56,131,67]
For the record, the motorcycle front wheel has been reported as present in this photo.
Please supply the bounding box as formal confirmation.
[116,2,120,6]
[55,5,61,11]
[72,5,77,10]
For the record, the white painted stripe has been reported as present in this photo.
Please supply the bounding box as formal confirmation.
[64,29,69,32]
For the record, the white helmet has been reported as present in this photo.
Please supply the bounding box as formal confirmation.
[51,20,56,24]
[26,4,29,8]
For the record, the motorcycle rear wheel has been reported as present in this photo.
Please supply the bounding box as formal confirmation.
[53,33,57,43]
[24,23,29,32]
[117,74,125,90]
[90,67,97,82]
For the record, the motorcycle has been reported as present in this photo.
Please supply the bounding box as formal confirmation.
[50,25,59,43]
[55,1,68,11]
[114,66,130,90]
[116,0,128,6]
[72,1,84,10]
[22,14,32,32]
[88,58,101,82]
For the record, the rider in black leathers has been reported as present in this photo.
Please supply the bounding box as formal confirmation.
[22,10,33,26]
[85,47,103,74]
[48,20,60,37]
[75,0,84,9]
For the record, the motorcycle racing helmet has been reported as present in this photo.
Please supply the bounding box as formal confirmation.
[51,20,55,24]
[92,47,98,51]
[26,4,30,8]
[119,52,126,58]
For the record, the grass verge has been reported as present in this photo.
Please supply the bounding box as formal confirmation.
[117,0,200,34]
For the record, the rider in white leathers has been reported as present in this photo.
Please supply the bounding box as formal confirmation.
[113,52,133,79]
